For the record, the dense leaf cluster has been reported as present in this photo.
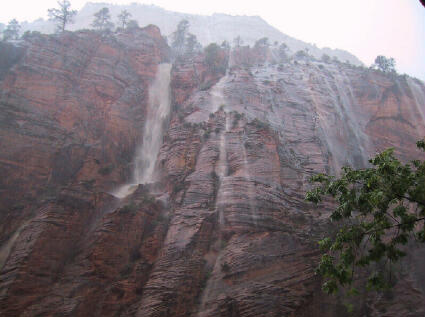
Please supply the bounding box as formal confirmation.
[372,55,396,73]
[306,140,425,294]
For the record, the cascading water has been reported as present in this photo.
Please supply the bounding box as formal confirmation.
[113,63,172,198]
[210,76,227,114]
[241,138,258,226]
[406,78,425,130]
[216,115,229,226]
[308,66,370,172]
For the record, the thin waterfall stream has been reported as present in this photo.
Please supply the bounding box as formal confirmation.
[113,63,172,198]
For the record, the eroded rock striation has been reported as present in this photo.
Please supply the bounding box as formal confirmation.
[0,28,424,317]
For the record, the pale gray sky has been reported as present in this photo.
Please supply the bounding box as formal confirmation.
[0,0,424,80]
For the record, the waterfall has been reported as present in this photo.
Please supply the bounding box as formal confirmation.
[216,115,229,226]
[0,219,31,270]
[308,67,370,172]
[241,139,258,226]
[113,63,172,198]
[406,78,425,130]
[209,76,227,113]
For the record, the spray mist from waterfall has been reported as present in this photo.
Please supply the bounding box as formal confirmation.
[113,63,172,198]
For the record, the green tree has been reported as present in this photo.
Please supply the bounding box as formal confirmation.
[372,55,396,73]
[2,19,20,41]
[295,50,309,59]
[48,0,77,33]
[204,43,228,74]
[92,7,114,31]
[117,10,131,29]
[321,54,331,63]
[185,33,201,55]
[221,40,230,50]
[126,20,139,30]
[306,139,425,294]
[278,43,288,60]
[171,19,189,56]
[254,37,269,49]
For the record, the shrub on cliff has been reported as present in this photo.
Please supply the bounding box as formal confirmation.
[126,20,139,30]
[295,49,310,60]
[204,43,228,74]
[306,139,425,294]
[185,33,202,56]
[250,118,269,130]
[2,19,20,41]
[371,55,396,73]
[0,42,25,80]
[254,37,270,49]
[278,43,288,61]
[321,54,331,63]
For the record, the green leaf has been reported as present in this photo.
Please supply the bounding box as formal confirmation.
[306,140,425,295]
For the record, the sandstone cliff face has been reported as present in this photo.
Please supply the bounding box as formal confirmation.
[0,25,167,233]
[0,31,424,317]
[0,26,170,316]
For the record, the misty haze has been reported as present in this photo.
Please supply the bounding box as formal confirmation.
[0,1,424,316]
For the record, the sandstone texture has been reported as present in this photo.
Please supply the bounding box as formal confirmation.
[0,30,424,317]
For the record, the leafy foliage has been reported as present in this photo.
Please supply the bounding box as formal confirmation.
[171,19,188,56]
[0,41,24,80]
[295,49,310,60]
[126,20,139,30]
[117,10,132,29]
[278,43,288,61]
[250,118,269,130]
[48,0,77,33]
[321,54,331,63]
[204,43,227,74]
[254,37,270,49]
[92,7,114,31]
[372,55,396,73]
[2,19,21,41]
[185,33,201,55]
[306,140,425,294]
[171,20,201,57]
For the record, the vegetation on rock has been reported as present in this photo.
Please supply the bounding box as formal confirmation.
[117,10,131,29]
[372,55,396,73]
[92,7,114,31]
[204,43,227,74]
[306,139,425,294]
[48,0,77,33]
[2,19,20,41]
[171,19,201,57]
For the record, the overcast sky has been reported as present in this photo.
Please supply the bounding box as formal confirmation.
[0,0,424,80]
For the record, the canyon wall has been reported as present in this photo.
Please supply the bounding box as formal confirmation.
[0,29,424,316]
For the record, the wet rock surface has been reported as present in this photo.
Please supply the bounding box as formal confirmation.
[0,34,424,317]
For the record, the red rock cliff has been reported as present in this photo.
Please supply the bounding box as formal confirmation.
[0,33,424,317]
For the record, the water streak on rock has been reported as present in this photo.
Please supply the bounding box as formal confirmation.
[407,78,425,130]
[113,63,172,198]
